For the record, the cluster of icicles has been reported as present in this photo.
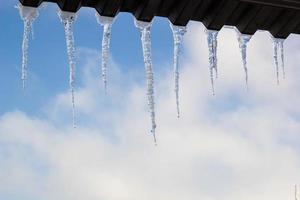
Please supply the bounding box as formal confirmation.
[18,4,286,144]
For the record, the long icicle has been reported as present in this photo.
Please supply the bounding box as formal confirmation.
[134,19,157,145]
[58,11,77,128]
[21,20,31,91]
[96,14,114,92]
[170,23,187,118]
[205,29,219,95]
[235,29,252,89]
[17,4,39,91]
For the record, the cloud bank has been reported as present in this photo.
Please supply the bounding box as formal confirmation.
[1,23,300,200]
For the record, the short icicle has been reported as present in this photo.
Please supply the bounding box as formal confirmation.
[58,10,77,128]
[170,23,187,118]
[271,37,286,84]
[212,32,218,78]
[279,39,285,79]
[17,4,39,91]
[272,37,280,85]
[205,29,219,95]
[134,19,157,145]
[235,29,252,89]
[96,14,115,92]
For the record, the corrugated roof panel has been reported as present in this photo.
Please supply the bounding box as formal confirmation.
[19,0,300,38]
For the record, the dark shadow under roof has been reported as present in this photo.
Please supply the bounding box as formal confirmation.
[19,0,300,38]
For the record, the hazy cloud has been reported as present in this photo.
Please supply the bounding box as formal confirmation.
[1,22,300,200]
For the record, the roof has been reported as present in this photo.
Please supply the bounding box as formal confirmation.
[19,0,300,38]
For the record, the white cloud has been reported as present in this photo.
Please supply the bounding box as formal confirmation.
[1,22,300,200]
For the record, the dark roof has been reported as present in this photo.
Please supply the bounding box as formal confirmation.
[19,0,300,38]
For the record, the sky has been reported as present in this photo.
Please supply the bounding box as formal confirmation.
[1,1,300,200]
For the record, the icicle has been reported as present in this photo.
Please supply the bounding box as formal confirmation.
[170,23,187,118]
[31,22,35,39]
[212,32,218,78]
[272,38,280,85]
[17,4,39,91]
[58,11,77,128]
[205,29,219,95]
[235,29,252,89]
[134,19,157,144]
[271,37,286,84]
[279,39,285,79]
[96,14,115,92]
[21,20,31,91]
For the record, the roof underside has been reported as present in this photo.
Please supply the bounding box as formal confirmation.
[19,0,300,38]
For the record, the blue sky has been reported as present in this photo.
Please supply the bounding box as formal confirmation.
[1,1,300,200]
[0,1,173,116]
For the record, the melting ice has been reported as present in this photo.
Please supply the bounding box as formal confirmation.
[271,36,285,84]
[170,23,187,118]
[235,29,252,88]
[96,14,115,92]
[17,4,39,91]
[279,40,285,79]
[58,10,77,128]
[134,19,157,144]
[205,29,219,95]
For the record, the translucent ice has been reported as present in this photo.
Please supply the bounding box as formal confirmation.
[134,19,157,144]
[205,29,219,95]
[96,14,115,92]
[271,37,285,85]
[17,4,39,90]
[170,23,187,118]
[58,10,77,128]
[235,29,252,88]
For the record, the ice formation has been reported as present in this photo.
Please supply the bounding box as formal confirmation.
[96,14,115,92]
[205,29,219,95]
[235,29,252,88]
[134,19,157,144]
[271,36,285,84]
[58,10,77,128]
[170,23,187,118]
[17,4,39,91]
